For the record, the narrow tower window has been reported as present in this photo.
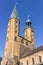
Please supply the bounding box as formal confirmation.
[15,37,17,41]
[15,31,17,33]
[16,25,17,28]
[15,20,17,23]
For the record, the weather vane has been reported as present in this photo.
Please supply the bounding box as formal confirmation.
[15,2,18,7]
[27,15,30,20]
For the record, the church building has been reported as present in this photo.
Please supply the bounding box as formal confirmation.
[1,5,43,65]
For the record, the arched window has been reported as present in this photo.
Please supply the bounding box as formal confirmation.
[27,60,28,65]
[32,58,34,64]
[39,56,41,63]
[16,61,20,65]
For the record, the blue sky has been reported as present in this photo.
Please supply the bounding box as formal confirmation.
[0,0,43,58]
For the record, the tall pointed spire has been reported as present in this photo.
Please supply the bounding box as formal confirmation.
[10,4,19,19]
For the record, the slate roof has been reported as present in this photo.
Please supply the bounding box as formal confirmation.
[20,44,31,58]
[21,45,43,58]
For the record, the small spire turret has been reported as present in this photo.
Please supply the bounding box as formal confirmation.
[26,16,32,28]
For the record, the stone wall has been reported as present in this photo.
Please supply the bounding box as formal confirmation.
[20,51,43,65]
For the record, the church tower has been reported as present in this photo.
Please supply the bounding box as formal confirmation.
[4,5,20,65]
[24,18,34,49]
[2,5,35,65]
